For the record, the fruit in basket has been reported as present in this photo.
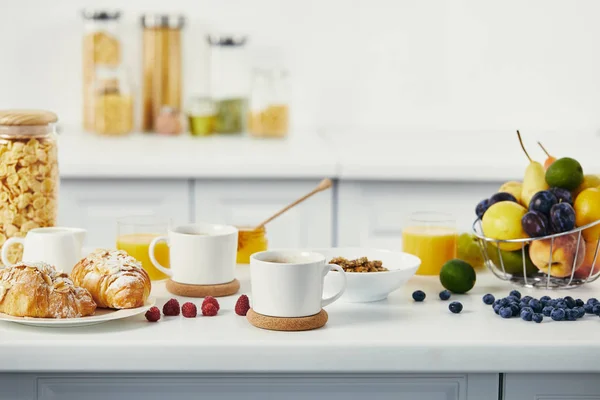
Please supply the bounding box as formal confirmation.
[517,131,549,206]
[545,157,584,191]
[488,192,518,207]
[549,202,576,233]
[529,233,586,277]
[528,190,557,216]
[521,211,550,238]
[574,188,600,241]
[475,198,490,219]
[439,259,476,294]
[498,181,523,205]
[457,233,484,269]
[573,241,600,279]
[548,187,573,205]
[573,174,600,198]
[482,201,529,251]
[538,141,557,170]
[487,243,537,276]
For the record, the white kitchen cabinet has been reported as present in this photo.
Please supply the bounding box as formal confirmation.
[503,373,600,400]
[194,180,332,248]
[337,180,500,249]
[58,179,191,248]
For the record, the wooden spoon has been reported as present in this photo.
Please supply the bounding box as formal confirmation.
[254,178,333,230]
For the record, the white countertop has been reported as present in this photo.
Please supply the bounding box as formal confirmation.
[57,130,600,181]
[3,266,600,373]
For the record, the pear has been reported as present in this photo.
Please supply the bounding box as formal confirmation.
[517,131,549,207]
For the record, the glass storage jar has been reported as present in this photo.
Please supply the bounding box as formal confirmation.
[0,110,59,266]
[82,10,122,132]
[208,35,249,134]
[186,96,216,136]
[141,14,185,132]
[236,226,268,264]
[93,66,134,136]
[248,67,290,138]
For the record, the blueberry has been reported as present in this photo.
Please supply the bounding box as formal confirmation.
[520,309,533,321]
[576,307,586,318]
[499,307,513,318]
[565,310,577,321]
[584,304,594,314]
[510,303,521,317]
[476,198,490,219]
[521,295,533,303]
[482,294,495,305]
[412,290,426,302]
[532,313,543,323]
[587,298,599,305]
[551,308,566,321]
[592,304,600,316]
[542,306,554,317]
[576,299,585,307]
[564,296,576,309]
[493,304,502,315]
[509,290,522,300]
[556,301,568,309]
[529,299,543,313]
[449,301,463,314]
[506,295,520,304]
[548,299,558,307]
[439,290,451,301]
[540,295,551,303]
[498,298,510,307]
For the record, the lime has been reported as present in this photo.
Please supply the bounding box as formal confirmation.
[439,259,476,294]
[457,233,485,269]
[545,157,584,191]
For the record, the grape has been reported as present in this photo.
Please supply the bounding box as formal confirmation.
[475,198,490,219]
[548,187,573,205]
[528,190,558,216]
[550,202,576,233]
[522,211,550,238]
[488,192,518,207]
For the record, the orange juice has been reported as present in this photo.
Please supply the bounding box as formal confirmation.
[116,233,170,281]
[402,226,458,276]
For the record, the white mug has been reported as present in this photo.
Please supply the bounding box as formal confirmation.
[1,227,87,273]
[250,250,347,318]
[149,223,238,285]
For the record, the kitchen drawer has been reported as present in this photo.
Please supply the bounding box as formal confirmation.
[58,179,191,248]
[503,373,600,400]
[194,179,333,248]
[337,180,500,249]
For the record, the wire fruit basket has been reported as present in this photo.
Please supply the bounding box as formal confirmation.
[472,218,600,289]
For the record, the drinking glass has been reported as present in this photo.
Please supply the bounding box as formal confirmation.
[116,215,171,281]
[402,212,457,276]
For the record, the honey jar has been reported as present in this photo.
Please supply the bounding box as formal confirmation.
[236,226,268,264]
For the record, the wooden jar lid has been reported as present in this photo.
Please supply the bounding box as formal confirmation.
[0,110,58,126]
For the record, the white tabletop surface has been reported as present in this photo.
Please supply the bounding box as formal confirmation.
[2,266,600,373]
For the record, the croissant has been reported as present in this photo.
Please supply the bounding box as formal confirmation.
[71,249,151,309]
[0,262,96,318]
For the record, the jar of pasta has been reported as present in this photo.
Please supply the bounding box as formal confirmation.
[0,110,59,265]
[236,226,268,264]
[248,67,290,138]
[93,66,134,136]
[82,10,122,132]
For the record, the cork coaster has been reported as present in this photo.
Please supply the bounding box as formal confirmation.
[246,308,328,331]
[165,279,240,298]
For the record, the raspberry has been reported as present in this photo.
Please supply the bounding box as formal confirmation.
[202,303,218,316]
[162,298,180,316]
[202,296,220,311]
[181,302,197,318]
[235,294,250,316]
[145,306,161,322]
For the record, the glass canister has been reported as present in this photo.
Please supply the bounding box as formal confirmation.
[0,110,59,265]
[82,10,122,132]
[236,226,268,264]
[141,14,185,132]
[93,66,134,136]
[208,35,249,134]
[186,97,216,136]
[248,67,290,138]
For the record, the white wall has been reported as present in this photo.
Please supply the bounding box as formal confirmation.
[1,0,599,134]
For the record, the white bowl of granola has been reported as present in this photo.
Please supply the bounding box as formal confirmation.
[312,248,421,303]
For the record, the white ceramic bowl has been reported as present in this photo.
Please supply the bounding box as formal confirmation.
[313,248,421,303]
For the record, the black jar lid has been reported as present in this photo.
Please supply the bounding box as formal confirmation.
[207,35,247,47]
[141,14,186,29]
[81,10,121,20]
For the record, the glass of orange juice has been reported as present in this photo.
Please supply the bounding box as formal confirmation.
[402,212,458,276]
[116,216,171,281]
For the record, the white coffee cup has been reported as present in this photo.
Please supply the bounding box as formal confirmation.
[149,222,238,285]
[1,227,87,273]
[250,250,347,318]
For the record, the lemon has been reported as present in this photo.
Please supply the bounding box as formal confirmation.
[440,259,476,294]
[574,187,600,241]
[573,174,600,198]
[482,201,528,251]
[457,233,485,269]
[498,181,523,205]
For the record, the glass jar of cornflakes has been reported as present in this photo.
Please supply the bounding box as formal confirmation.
[0,110,59,266]
[93,66,134,135]
[236,226,268,264]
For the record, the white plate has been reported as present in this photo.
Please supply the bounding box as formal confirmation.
[0,297,156,328]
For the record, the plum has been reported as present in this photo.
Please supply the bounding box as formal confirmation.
[548,187,573,205]
[488,192,518,208]
[522,211,550,238]
[475,198,489,219]
[550,202,576,233]
[528,190,558,216]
